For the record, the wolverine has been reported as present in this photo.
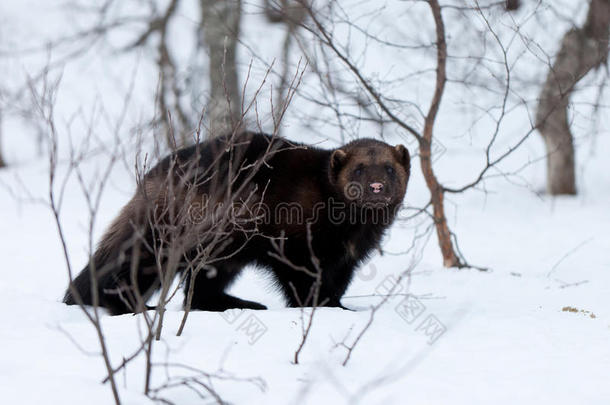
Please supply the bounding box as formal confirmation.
[63,132,410,315]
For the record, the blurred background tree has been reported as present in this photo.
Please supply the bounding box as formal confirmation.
[536,0,609,195]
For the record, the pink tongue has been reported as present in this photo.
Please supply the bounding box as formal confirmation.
[373,189,381,193]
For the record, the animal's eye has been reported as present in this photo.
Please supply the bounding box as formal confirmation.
[354,167,363,176]
[385,165,395,175]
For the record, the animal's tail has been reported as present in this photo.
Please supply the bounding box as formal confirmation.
[62,197,147,315]
[63,263,94,306]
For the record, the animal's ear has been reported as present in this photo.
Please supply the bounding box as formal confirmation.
[393,144,410,171]
[329,149,347,183]
[330,149,347,170]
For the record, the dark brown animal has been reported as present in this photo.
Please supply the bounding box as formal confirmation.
[63,132,410,314]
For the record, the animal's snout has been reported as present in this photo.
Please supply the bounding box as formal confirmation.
[369,182,384,194]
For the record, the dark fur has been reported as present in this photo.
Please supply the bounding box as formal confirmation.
[63,132,410,314]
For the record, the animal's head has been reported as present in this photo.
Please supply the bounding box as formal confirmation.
[329,139,410,206]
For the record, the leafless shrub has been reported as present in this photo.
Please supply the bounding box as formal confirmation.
[31,49,305,402]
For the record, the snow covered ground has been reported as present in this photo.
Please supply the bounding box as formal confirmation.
[2,138,609,405]
[1,1,609,404]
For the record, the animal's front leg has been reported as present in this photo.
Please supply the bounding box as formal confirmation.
[317,260,357,309]
[274,261,356,309]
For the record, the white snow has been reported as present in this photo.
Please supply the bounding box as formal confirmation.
[0,1,608,404]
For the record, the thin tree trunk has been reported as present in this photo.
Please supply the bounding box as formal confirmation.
[264,1,306,132]
[200,0,242,137]
[422,0,462,268]
[536,0,609,195]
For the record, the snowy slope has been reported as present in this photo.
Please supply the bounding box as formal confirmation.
[1,0,609,404]
[1,155,609,404]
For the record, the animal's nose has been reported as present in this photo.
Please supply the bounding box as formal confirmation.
[369,182,384,194]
